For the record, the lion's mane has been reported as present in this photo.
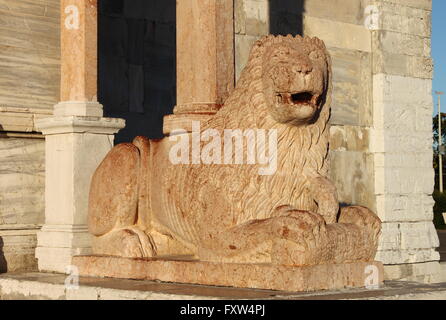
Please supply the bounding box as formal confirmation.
[160,35,333,246]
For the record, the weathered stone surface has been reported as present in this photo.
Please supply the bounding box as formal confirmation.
[0,107,52,133]
[0,137,45,226]
[6,272,446,300]
[378,222,439,251]
[235,3,374,127]
[371,73,435,224]
[0,0,60,116]
[234,0,245,34]
[375,194,434,222]
[73,256,384,292]
[370,0,437,270]
[235,34,261,80]
[374,167,434,195]
[304,0,368,26]
[373,51,433,79]
[381,0,432,11]
[384,262,445,284]
[60,0,98,104]
[330,151,375,211]
[330,126,370,152]
[2,0,436,284]
[377,249,439,265]
[372,2,433,80]
[234,0,268,36]
[372,31,431,57]
[176,0,234,109]
[377,1,432,37]
[0,228,38,272]
[0,134,46,272]
[376,221,439,265]
[87,35,381,286]
[35,116,125,273]
[329,125,375,211]
[304,16,372,52]
[371,74,433,155]
[238,45,374,126]
[329,48,372,126]
[374,152,433,169]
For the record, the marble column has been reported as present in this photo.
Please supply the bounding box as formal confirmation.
[35,0,125,273]
[164,0,235,134]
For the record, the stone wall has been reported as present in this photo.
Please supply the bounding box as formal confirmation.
[0,136,45,272]
[235,0,376,210]
[234,0,440,281]
[0,0,59,131]
[0,0,59,272]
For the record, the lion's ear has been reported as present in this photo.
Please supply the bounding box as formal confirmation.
[254,35,272,49]
[250,37,269,59]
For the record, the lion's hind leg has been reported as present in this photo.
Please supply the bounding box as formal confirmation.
[88,142,155,258]
[91,227,155,258]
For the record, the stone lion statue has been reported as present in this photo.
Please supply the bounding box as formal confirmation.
[88,35,381,266]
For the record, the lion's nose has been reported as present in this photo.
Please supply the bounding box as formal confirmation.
[293,60,313,75]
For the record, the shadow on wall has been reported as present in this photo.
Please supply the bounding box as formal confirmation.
[98,0,305,144]
[0,237,6,273]
[98,0,176,143]
[269,0,305,36]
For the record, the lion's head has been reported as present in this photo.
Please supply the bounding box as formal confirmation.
[256,35,331,126]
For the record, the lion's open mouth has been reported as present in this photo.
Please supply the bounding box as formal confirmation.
[276,92,320,107]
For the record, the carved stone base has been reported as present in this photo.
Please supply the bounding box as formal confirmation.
[73,256,384,292]
[35,116,125,273]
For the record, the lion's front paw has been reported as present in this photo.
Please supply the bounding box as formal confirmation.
[269,208,330,266]
[338,206,382,247]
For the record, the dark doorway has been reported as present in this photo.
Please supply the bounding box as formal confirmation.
[98,0,176,143]
[269,0,305,36]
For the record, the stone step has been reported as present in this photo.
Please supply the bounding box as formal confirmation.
[1,272,446,300]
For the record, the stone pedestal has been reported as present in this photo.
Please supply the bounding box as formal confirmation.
[35,116,125,272]
[73,256,384,292]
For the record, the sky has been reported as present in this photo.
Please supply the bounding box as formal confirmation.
[433,0,446,113]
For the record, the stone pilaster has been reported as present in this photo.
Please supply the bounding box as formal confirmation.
[35,0,125,272]
[370,0,442,282]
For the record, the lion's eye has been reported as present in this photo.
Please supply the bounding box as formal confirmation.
[309,51,321,60]
[273,48,290,59]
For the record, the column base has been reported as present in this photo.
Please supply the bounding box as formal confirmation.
[53,101,104,117]
[35,115,125,273]
[35,225,92,273]
[163,103,219,135]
